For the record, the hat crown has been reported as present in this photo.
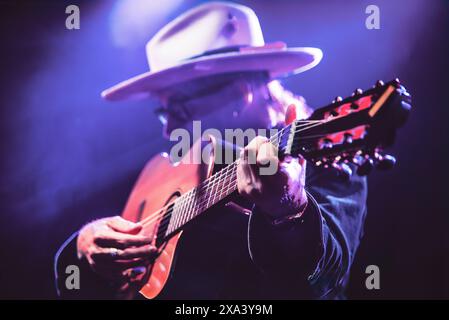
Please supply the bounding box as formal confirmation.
[146,2,265,72]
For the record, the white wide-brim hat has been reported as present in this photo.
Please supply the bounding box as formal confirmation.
[101,2,323,101]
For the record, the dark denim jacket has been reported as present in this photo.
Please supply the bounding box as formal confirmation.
[54,163,367,299]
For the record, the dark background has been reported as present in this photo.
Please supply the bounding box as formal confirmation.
[0,0,448,299]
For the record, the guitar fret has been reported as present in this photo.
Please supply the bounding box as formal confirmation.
[191,188,200,218]
[174,196,184,232]
[211,177,218,205]
[180,198,189,228]
[186,189,195,224]
[184,190,193,227]
[204,179,212,209]
[164,127,283,238]
[218,167,232,202]
[169,199,181,234]
[208,173,218,208]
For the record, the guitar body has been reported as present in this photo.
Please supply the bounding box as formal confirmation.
[121,141,214,299]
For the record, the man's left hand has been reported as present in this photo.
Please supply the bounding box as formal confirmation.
[236,136,308,220]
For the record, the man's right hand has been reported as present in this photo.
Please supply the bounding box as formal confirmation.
[77,216,156,295]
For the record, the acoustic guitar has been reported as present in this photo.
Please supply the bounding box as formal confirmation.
[121,79,411,299]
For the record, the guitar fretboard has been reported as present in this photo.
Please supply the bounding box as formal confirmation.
[163,124,292,238]
[165,162,238,236]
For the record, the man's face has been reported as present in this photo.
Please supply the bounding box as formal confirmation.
[155,72,277,138]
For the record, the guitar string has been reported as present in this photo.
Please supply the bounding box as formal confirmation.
[138,118,334,231]
[136,123,288,229]
[137,119,303,229]
[155,161,240,233]
[134,119,317,228]
[140,119,339,232]
[142,129,332,238]
[139,117,339,231]
[152,116,351,234]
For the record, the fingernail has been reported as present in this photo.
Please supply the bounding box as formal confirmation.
[131,266,146,276]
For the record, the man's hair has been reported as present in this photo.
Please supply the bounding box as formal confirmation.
[268,80,311,120]
[220,71,312,126]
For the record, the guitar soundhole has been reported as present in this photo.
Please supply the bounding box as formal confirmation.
[155,192,180,247]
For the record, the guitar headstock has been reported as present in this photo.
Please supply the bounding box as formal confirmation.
[279,79,411,176]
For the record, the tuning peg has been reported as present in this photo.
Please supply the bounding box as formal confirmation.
[352,88,363,96]
[320,139,333,149]
[341,163,353,177]
[343,133,353,144]
[332,96,343,103]
[333,162,353,180]
[376,154,396,170]
[356,158,374,176]
[375,80,384,88]
[352,154,363,165]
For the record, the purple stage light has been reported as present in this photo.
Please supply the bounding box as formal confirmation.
[109,0,184,48]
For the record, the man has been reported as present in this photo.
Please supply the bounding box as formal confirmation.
[55,2,367,299]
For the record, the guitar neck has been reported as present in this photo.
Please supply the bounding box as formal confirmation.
[163,124,291,238]
[164,161,238,237]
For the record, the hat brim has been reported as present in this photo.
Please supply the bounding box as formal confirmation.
[101,47,323,101]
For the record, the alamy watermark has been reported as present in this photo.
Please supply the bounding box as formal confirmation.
[365,5,380,30]
[365,264,380,290]
[169,121,280,176]
[65,264,80,290]
[65,5,80,30]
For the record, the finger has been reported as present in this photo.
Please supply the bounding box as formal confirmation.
[107,216,142,234]
[247,136,269,151]
[95,257,153,274]
[256,141,278,167]
[241,148,255,184]
[127,266,147,278]
[94,230,152,249]
[246,136,267,165]
[239,151,262,198]
[118,245,158,260]
[237,150,248,194]
[247,158,259,187]
[118,266,148,291]
[91,245,157,261]
[116,266,147,282]
[247,136,271,178]
[90,262,134,283]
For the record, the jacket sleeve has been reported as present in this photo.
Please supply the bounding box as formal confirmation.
[247,164,368,299]
[54,232,116,299]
